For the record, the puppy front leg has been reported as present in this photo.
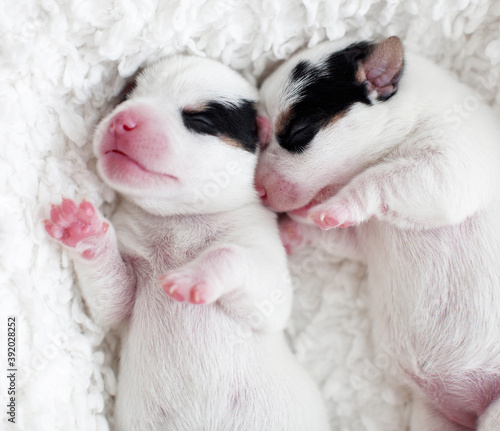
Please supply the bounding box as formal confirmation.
[160,239,292,331]
[308,148,488,231]
[159,246,244,305]
[45,198,136,327]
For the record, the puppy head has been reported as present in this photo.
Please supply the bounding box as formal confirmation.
[94,56,261,216]
[255,36,404,217]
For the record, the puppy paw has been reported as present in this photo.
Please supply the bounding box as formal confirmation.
[308,198,367,230]
[44,198,109,258]
[159,269,221,305]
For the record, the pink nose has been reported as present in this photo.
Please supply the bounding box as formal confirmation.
[255,185,268,204]
[109,111,139,134]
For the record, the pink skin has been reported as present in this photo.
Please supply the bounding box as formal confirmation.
[360,36,403,100]
[98,106,178,188]
[44,198,109,259]
[254,157,297,210]
[254,171,302,210]
[278,215,308,255]
[256,185,267,200]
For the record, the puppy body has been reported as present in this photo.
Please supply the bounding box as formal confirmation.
[46,56,330,431]
[256,38,500,430]
[111,202,326,431]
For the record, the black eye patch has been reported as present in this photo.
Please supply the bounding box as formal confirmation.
[278,41,374,153]
[181,111,217,135]
[182,100,258,153]
[279,117,321,154]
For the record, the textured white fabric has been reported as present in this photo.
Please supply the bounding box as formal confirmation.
[1,1,499,429]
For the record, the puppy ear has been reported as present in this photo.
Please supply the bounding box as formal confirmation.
[256,114,271,149]
[357,36,404,100]
[116,79,137,103]
[116,69,143,103]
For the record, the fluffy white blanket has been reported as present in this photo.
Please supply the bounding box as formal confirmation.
[1,1,499,430]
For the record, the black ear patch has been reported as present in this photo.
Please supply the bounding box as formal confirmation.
[278,41,379,154]
[182,100,258,153]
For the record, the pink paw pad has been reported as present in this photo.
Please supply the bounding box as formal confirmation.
[308,212,340,230]
[44,198,108,257]
[159,274,209,305]
[308,208,355,230]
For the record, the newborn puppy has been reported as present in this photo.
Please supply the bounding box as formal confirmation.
[255,37,500,431]
[45,56,330,431]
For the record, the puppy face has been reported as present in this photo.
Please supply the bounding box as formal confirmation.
[94,56,260,216]
[255,37,404,218]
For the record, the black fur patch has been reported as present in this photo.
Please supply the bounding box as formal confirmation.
[278,41,375,153]
[182,100,258,153]
[291,61,313,82]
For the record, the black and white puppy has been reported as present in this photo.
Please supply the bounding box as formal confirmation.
[255,36,500,431]
[45,56,330,431]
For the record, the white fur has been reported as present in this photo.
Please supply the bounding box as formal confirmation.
[257,39,500,431]
[48,56,330,431]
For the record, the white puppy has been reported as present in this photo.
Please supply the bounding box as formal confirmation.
[45,56,330,431]
[255,36,500,431]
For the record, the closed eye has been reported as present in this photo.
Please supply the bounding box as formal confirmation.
[289,123,309,140]
[182,111,217,135]
[281,121,317,153]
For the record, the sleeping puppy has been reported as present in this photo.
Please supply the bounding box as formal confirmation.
[45,56,330,431]
[255,36,500,431]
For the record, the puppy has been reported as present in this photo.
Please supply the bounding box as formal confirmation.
[255,36,500,431]
[45,56,330,431]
